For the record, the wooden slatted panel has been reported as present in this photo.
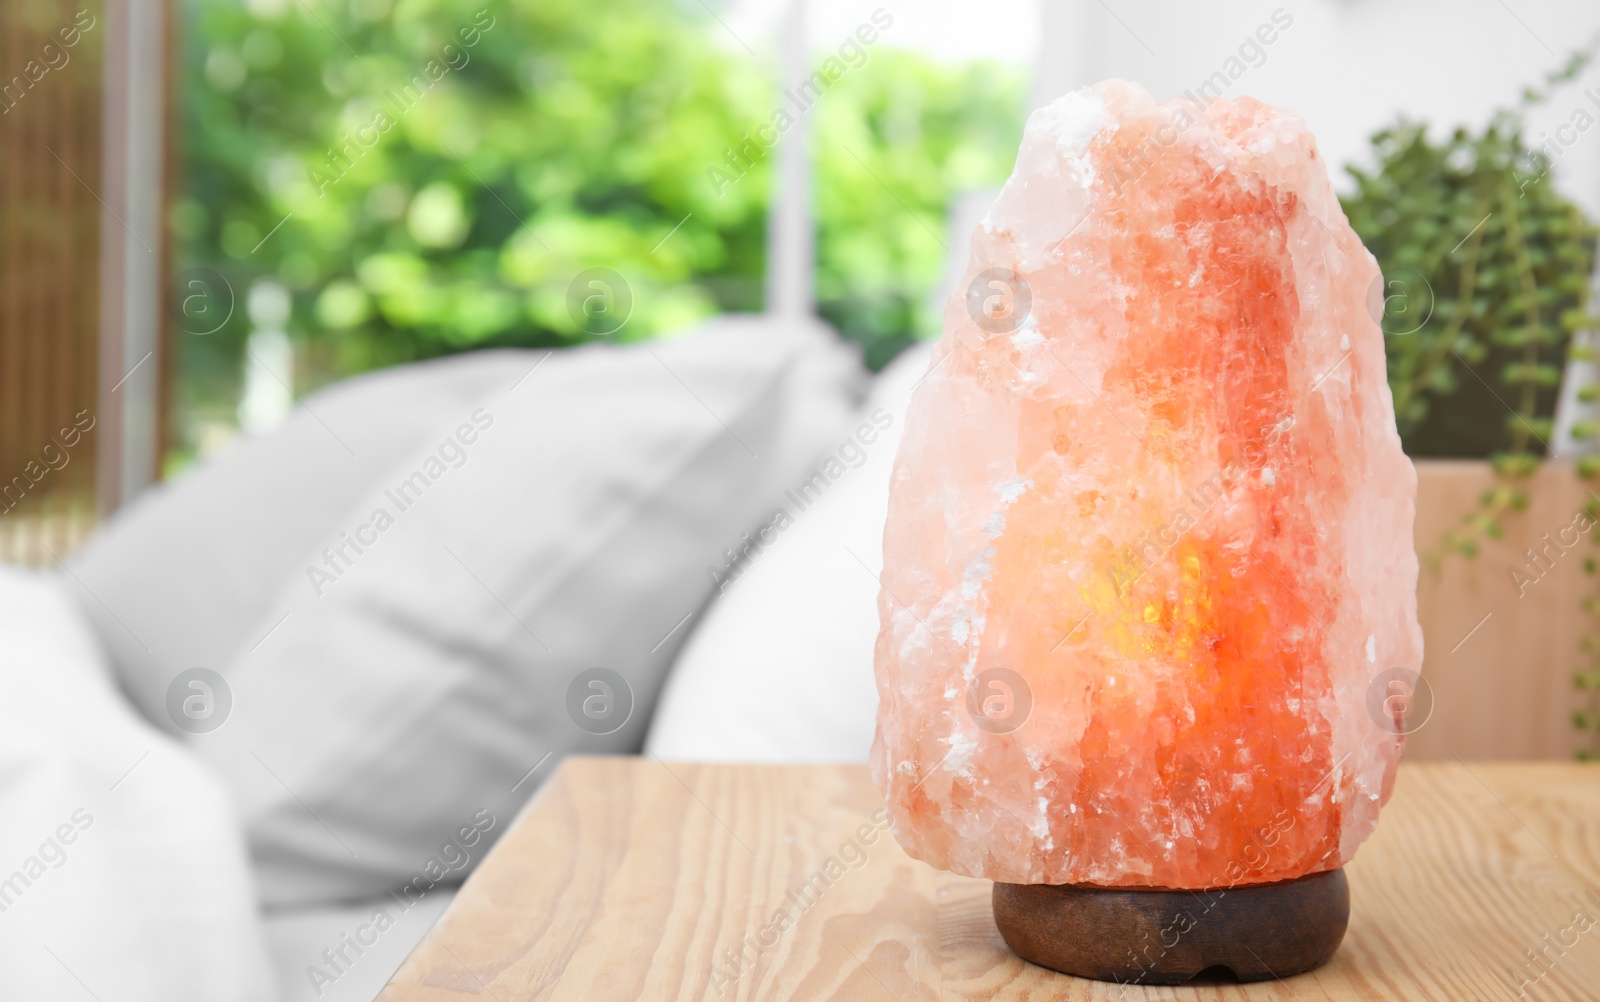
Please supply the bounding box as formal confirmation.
[1410,459,1592,762]
[0,0,104,565]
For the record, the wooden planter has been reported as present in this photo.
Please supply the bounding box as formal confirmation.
[1410,459,1591,761]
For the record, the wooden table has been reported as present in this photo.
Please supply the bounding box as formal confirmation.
[379,758,1600,1000]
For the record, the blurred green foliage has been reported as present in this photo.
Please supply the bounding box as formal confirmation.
[1339,57,1600,565]
[173,0,1025,449]
[1341,52,1598,461]
[815,56,1024,369]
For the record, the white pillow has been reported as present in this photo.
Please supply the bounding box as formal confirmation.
[129,316,864,906]
[67,348,537,716]
[0,567,275,1001]
[646,342,930,762]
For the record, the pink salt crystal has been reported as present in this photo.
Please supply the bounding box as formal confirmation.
[870,80,1422,889]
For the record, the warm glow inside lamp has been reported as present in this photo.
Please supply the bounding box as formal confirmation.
[871,80,1424,984]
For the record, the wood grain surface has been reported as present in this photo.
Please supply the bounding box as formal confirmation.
[379,758,1600,1001]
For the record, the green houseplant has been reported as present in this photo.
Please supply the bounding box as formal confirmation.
[1340,51,1600,757]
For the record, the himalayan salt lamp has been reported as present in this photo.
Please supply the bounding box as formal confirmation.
[870,80,1422,983]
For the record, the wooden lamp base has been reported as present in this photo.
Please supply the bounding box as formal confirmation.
[992,868,1349,985]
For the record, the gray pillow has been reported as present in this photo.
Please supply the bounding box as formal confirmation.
[67,348,535,701]
[65,316,865,905]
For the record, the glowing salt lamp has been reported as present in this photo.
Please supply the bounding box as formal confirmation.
[871,80,1421,983]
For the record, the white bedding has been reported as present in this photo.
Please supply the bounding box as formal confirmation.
[0,567,277,1000]
[264,890,455,1001]
[646,343,929,762]
[66,318,867,911]
[1,325,895,998]
[0,564,456,1001]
